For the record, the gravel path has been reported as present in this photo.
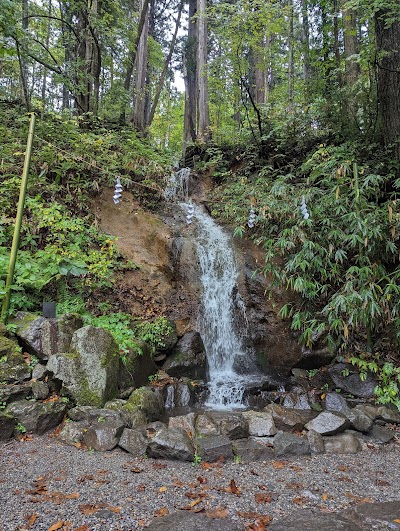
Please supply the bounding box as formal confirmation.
[1,435,400,531]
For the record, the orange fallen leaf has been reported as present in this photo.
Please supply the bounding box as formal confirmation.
[197,476,208,484]
[154,507,169,517]
[393,519,400,524]
[137,519,146,526]
[74,527,89,531]
[238,511,263,519]
[292,496,308,506]
[271,461,287,469]
[152,462,167,470]
[26,513,39,527]
[79,504,100,515]
[245,515,273,530]
[131,467,143,473]
[136,484,146,491]
[286,483,304,490]
[205,507,229,518]
[255,493,272,503]
[322,493,329,501]
[159,486,167,493]
[65,492,80,499]
[289,465,302,473]
[173,478,185,487]
[338,465,349,472]
[47,522,64,531]
[226,479,241,495]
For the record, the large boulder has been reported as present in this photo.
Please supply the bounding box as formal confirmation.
[163,332,207,380]
[273,431,310,456]
[264,404,313,432]
[328,363,377,398]
[242,410,277,437]
[305,411,350,435]
[0,336,31,383]
[323,432,361,454]
[0,411,15,441]
[118,428,148,456]
[118,341,158,391]
[147,427,194,461]
[195,412,248,440]
[82,418,124,451]
[123,386,164,423]
[6,399,68,434]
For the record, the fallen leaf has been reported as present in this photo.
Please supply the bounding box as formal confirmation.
[154,508,169,517]
[250,469,260,476]
[237,511,263,519]
[47,522,64,531]
[79,504,100,516]
[226,479,241,495]
[136,484,146,492]
[159,486,167,493]
[137,519,146,526]
[131,467,143,473]
[337,476,352,483]
[271,461,287,469]
[289,465,302,473]
[152,462,167,470]
[322,493,329,501]
[338,465,349,472]
[205,507,229,518]
[172,478,185,487]
[185,490,208,500]
[26,513,38,527]
[74,527,89,531]
[65,492,80,499]
[375,479,390,486]
[197,476,208,484]
[255,493,272,504]
[285,483,304,490]
[292,496,308,506]
[393,519,400,524]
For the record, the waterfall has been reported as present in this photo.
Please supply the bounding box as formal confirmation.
[164,168,191,201]
[184,203,255,409]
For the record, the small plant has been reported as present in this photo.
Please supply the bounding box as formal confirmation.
[0,401,6,410]
[192,452,202,466]
[307,369,318,378]
[233,455,241,464]
[61,396,70,403]
[16,422,27,434]
[97,416,106,423]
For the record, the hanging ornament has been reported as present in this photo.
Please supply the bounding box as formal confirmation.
[248,207,256,228]
[186,202,194,224]
[300,196,310,220]
[113,177,123,204]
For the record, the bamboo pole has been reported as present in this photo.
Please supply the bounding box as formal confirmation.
[1,112,36,323]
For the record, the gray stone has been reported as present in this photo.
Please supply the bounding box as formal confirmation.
[196,435,232,462]
[0,336,31,383]
[0,411,15,441]
[242,410,277,436]
[198,411,248,440]
[46,326,120,407]
[57,420,89,446]
[163,383,193,409]
[11,313,47,359]
[343,501,400,529]
[345,406,374,433]
[283,392,312,410]
[359,404,400,424]
[328,363,377,398]
[32,363,47,380]
[83,419,124,451]
[0,383,31,403]
[323,433,361,454]
[233,438,274,462]
[273,431,310,456]
[124,386,164,423]
[265,404,312,432]
[118,428,148,456]
[367,424,395,444]
[31,381,50,400]
[324,392,351,414]
[147,427,194,461]
[195,413,218,436]
[305,411,350,435]
[168,413,196,437]
[146,511,243,531]
[103,399,147,428]
[163,331,207,380]
[67,406,123,425]
[307,429,325,454]
[118,341,158,391]
[268,509,362,530]
[6,399,67,434]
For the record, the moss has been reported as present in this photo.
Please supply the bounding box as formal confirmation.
[76,377,103,408]
[64,352,79,360]
[12,313,39,334]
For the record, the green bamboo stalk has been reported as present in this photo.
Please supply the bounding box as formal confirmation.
[1,112,36,323]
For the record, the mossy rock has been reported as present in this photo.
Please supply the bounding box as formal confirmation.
[0,336,31,383]
[124,386,164,422]
[118,341,158,391]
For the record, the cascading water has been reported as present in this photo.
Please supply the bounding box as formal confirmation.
[184,203,256,409]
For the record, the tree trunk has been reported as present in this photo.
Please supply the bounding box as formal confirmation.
[342,0,360,87]
[287,0,294,110]
[375,9,400,164]
[131,0,149,133]
[196,0,210,141]
[41,0,52,116]
[301,0,310,91]
[20,0,30,110]
[183,0,197,148]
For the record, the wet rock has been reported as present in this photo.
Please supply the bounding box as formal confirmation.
[0,336,31,383]
[367,425,395,444]
[273,431,310,456]
[124,387,164,423]
[328,363,377,398]
[294,347,336,370]
[118,428,148,457]
[11,313,47,359]
[103,398,147,428]
[305,411,350,435]
[6,399,68,435]
[156,319,178,352]
[307,429,325,454]
[345,406,374,433]
[163,332,207,380]
[147,427,194,461]
[323,433,361,454]
[0,411,15,441]
[283,392,313,410]
[163,383,194,409]
[343,500,400,529]
[0,383,31,404]
[268,509,362,530]
[31,381,50,400]
[324,392,351,414]
[264,404,310,432]
[242,410,277,436]
[168,413,196,437]
[146,511,243,531]
[46,326,120,407]
[57,421,89,446]
[204,412,248,440]
[83,419,124,451]
[196,435,232,462]
[118,341,158,391]
[233,438,274,462]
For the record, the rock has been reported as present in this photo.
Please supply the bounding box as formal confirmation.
[124,387,164,423]
[32,363,46,380]
[195,413,218,436]
[264,404,309,432]
[359,404,400,424]
[118,341,158,391]
[345,406,374,433]
[283,392,313,410]
[307,429,325,454]
[305,411,350,435]
[196,435,232,462]
[268,509,362,530]
[367,425,395,444]
[147,427,194,461]
[67,406,122,423]
[46,325,120,407]
[328,363,377,398]
[11,312,83,360]
[323,433,361,454]
[163,383,194,409]
[0,411,15,441]
[242,410,277,436]
[233,438,274,463]
[83,419,124,451]
[168,413,196,437]
[163,332,207,380]
[103,399,147,428]
[0,336,31,383]
[195,412,248,440]
[324,392,351,414]
[6,399,68,434]
[146,511,243,531]
[155,319,178,352]
[118,428,148,456]
[343,501,400,529]
[294,347,336,370]
[57,421,89,446]
[0,383,32,403]
[31,381,50,400]
[273,431,310,456]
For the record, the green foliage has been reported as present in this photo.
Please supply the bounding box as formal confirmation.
[15,422,26,433]
[83,311,140,356]
[131,317,174,355]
